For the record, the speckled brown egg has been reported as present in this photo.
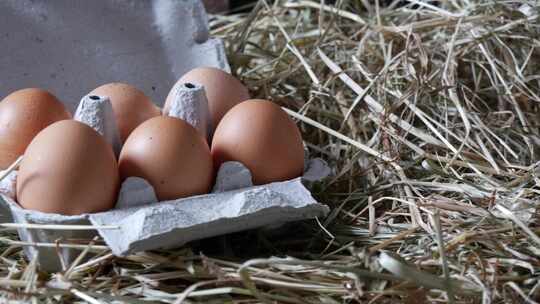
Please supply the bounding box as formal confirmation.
[211,100,304,185]
[164,67,250,130]
[90,83,160,143]
[119,116,213,201]
[17,120,119,215]
[0,88,71,169]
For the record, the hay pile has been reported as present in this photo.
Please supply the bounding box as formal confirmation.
[1,0,539,303]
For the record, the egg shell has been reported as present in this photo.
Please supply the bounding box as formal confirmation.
[119,116,213,201]
[164,67,250,130]
[211,99,304,185]
[17,120,119,215]
[0,88,71,169]
[90,83,160,143]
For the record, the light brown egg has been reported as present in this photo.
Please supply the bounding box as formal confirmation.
[164,67,250,130]
[0,88,71,169]
[90,83,160,143]
[119,116,213,201]
[17,120,119,215]
[211,100,304,185]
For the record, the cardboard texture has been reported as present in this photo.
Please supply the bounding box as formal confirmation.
[164,82,211,138]
[0,0,229,111]
[74,95,122,156]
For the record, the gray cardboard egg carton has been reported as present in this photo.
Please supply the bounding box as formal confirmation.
[0,0,329,271]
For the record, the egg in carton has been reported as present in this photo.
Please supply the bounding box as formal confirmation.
[0,88,330,272]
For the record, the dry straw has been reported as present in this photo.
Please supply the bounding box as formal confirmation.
[1,0,540,302]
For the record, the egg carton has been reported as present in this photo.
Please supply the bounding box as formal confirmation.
[0,93,330,272]
[0,0,330,272]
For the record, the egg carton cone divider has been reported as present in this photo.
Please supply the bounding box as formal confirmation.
[164,82,212,139]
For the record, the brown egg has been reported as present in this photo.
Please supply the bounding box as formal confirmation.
[211,100,304,185]
[17,120,119,215]
[0,88,71,169]
[119,116,213,201]
[90,83,160,143]
[164,67,250,130]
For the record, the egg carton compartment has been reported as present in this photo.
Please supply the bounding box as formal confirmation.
[0,159,329,272]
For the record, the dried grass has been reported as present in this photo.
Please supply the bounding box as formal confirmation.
[1,0,540,303]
